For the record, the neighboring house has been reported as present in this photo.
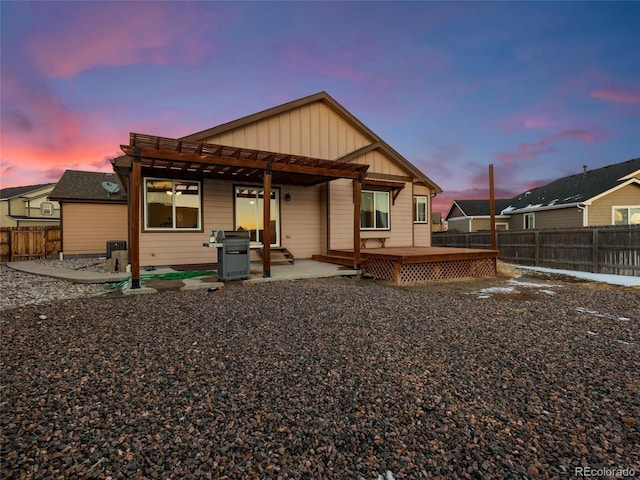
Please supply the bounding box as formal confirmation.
[48,170,127,256]
[111,91,443,276]
[431,211,446,232]
[0,183,59,227]
[502,158,640,229]
[445,199,512,232]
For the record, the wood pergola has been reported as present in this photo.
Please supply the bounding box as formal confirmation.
[113,133,370,288]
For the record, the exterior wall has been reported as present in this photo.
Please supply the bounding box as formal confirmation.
[139,179,327,266]
[587,184,640,226]
[202,102,371,160]
[328,178,416,250]
[0,189,60,227]
[508,207,583,230]
[0,202,12,227]
[447,217,471,232]
[62,203,127,255]
[136,100,436,265]
[413,185,432,246]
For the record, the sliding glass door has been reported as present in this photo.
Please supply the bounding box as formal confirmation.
[235,187,279,246]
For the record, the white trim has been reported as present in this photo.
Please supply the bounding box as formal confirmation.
[618,169,640,181]
[413,195,428,223]
[583,178,640,205]
[523,212,535,229]
[505,202,583,214]
[612,205,640,225]
[444,201,465,220]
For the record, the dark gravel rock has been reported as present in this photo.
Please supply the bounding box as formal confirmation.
[1,276,638,479]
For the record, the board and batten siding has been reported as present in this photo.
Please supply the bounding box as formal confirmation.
[62,203,127,255]
[588,184,640,226]
[201,102,371,160]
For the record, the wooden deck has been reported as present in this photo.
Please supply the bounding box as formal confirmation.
[313,246,500,284]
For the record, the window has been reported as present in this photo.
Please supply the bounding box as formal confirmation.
[523,213,535,229]
[144,179,201,230]
[40,202,54,216]
[413,196,427,223]
[614,206,640,225]
[235,187,279,245]
[361,190,389,230]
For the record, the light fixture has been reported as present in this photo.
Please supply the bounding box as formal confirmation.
[285,193,291,202]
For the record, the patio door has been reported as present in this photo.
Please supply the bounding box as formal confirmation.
[235,187,280,246]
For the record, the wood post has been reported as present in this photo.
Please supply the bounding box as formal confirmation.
[130,149,141,289]
[262,164,272,278]
[489,164,497,250]
[592,228,599,273]
[353,175,362,270]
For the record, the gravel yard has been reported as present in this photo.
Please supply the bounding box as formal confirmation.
[1,269,639,479]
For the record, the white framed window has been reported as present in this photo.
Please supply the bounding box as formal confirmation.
[523,212,535,229]
[234,186,280,245]
[40,202,54,216]
[413,196,427,223]
[613,206,640,225]
[361,190,390,230]
[144,178,201,230]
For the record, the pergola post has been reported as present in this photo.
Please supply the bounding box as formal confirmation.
[262,163,272,278]
[130,149,141,289]
[353,174,362,270]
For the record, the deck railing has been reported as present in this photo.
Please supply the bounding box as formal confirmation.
[432,225,640,277]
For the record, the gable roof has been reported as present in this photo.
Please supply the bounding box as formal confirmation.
[0,183,56,200]
[446,199,512,219]
[180,91,442,193]
[49,170,127,202]
[502,158,640,214]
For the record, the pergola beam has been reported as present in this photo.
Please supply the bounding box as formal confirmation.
[120,145,365,181]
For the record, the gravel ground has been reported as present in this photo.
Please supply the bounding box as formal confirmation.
[1,269,639,479]
[0,263,110,310]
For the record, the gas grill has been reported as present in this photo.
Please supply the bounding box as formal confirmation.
[215,230,251,281]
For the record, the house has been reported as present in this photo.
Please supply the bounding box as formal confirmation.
[111,92,444,285]
[502,158,640,229]
[0,183,59,227]
[445,199,512,232]
[48,170,127,257]
[431,211,446,232]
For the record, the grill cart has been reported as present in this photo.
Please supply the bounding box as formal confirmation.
[215,230,251,281]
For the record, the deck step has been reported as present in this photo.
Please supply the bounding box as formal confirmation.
[312,253,367,268]
[257,247,295,264]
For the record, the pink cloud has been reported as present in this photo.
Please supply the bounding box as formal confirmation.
[499,113,563,133]
[496,129,604,163]
[589,88,640,104]
[26,3,219,78]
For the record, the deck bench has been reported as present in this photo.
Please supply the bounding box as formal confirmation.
[361,237,390,249]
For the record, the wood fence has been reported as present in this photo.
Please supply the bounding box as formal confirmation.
[0,226,61,262]
[433,225,640,277]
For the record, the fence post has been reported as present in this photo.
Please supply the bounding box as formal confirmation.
[534,231,540,266]
[592,228,599,273]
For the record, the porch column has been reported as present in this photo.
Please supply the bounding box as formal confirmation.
[353,174,362,270]
[130,149,141,289]
[262,163,272,278]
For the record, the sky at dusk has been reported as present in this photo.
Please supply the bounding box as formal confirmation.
[1,1,639,214]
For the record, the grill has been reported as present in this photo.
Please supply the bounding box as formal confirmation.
[215,230,250,281]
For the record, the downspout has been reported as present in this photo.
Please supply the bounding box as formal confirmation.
[577,204,587,226]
